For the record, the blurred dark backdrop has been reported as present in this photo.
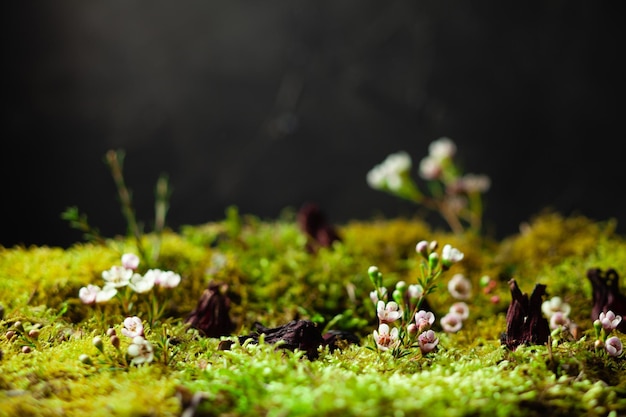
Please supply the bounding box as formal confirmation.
[3,1,625,248]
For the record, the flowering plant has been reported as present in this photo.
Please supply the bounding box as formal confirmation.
[367,137,490,234]
[594,310,623,357]
[78,253,182,327]
[367,240,464,358]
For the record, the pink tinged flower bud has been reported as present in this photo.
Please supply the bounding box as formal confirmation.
[22,346,32,354]
[6,331,16,341]
[418,329,439,354]
[121,253,140,270]
[416,241,429,258]
[28,329,40,339]
[594,339,604,350]
[490,295,500,304]
[106,328,116,337]
[407,323,418,337]
[605,336,623,357]
[408,284,424,302]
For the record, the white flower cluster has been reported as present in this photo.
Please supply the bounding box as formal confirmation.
[366,151,412,192]
[78,253,182,304]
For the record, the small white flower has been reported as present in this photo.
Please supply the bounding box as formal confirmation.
[418,329,439,354]
[418,155,443,180]
[441,244,464,267]
[122,316,144,339]
[377,301,403,323]
[549,311,571,330]
[415,310,435,332]
[449,302,470,320]
[599,311,622,331]
[129,272,155,294]
[78,285,101,304]
[407,284,424,301]
[121,253,140,270]
[127,336,154,365]
[428,137,456,160]
[102,266,133,288]
[541,296,571,319]
[145,269,182,289]
[370,287,388,304]
[440,312,463,333]
[95,285,117,303]
[605,336,623,357]
[367,151,412,191]
[448,274,472,300]
[373,323,400,351]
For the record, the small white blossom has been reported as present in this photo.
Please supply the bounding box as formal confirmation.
[441,312,463,333]
[78,285,101,304]
[95,285,117,303]
[102,266,133,288]
[599,311,622,332]
[367,151,412,191]
[145,269,182,289]
[418,329,439,354]
[377,301,403,324]
[549,311,571,330]
[370,287,388,304]
[127,336,154,365]
[428,137,456,160]
[121,253,140,270]
[129,272,155,293]
[407,284,424,301]
[418,155,443,180]
[441,244,464,267]
[448,274,472,300]
[121,316,144,339]
[541,296,571,319]
[605,336,623,357]
[449,302,470,320]
[373,323,400,351]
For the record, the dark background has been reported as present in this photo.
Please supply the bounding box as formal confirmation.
[3,1,625,248]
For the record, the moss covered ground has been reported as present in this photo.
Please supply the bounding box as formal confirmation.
[1,211,625,416]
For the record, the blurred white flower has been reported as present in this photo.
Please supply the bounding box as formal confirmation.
[448,274,472,300]
[127,336,154,365]
[102,266,133,288]
[121,253,140,270]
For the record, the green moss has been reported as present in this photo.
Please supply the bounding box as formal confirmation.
[1,212,625,416]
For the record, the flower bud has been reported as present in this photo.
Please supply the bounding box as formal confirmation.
[593,319,602,339]
[368,266,381,287]
[407,323,418,337]
[392,289,404,307]
[594,339,604,350]
[21,346,32,354]
[110,335,121,349]
[428,252,439,270]
[106,328,116,337]
[28,329,40,339]
[79,354,93,365]
[13,321,24,333]
[416,241,429,258]
[429,241,438,251]
[92,336,104,352]
[5,331,16,342]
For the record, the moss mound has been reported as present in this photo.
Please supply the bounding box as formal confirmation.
[1,212,625,416]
